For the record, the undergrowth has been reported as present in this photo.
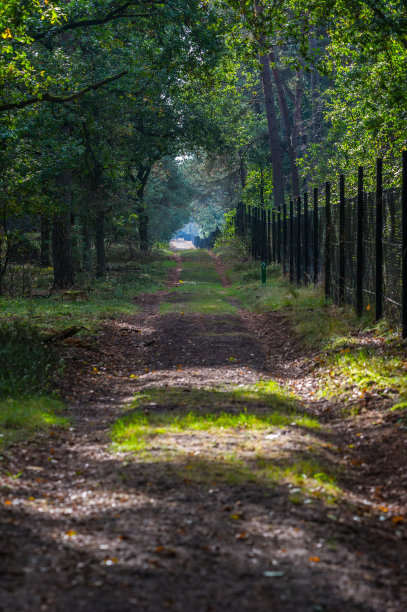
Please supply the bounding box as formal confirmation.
[0,247,176,448]
[0,320,67,449]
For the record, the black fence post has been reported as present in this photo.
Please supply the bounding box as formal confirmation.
[402,151,407,338]
[277,210,281,263]
[272,209,276,262]
[375,159,383,321]
[296,196,301,284]
[267,209,271,263]
[339,174,345,304]
[282,200,287,275]
[261,208,266,262]
[325,182,331,300]
[289,200,294,283]
[313,188,318,284]
[251,207,256,259]
[356,166,364,316]
[304,192,309,283]
[256,207,260,259]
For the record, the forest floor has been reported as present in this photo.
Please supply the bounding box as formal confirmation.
[1,249,407,611]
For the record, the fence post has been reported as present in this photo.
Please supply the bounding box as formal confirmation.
[296,196,301,284]
[304,192,309,283]
[277,209,281,263]
[256,207,260,259]
[289,200,294,283]
[262,208,267,263]
[251,207,256,259]
[282,200,287,275]
[325,182,331,300]
[356,166,364,316]
[375,159,383,321]
[402,151,407,338]
[339,174,345,304]
[313,188,318,284]
[267,209,271,263]
[271,208,277,262]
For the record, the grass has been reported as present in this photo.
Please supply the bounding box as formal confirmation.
[0,247,176,448]
[110,385,338,502]
[314,338,407,409]
[215,240,407,412]
[0,319,68,448]
[160,250,237,314]
[0,320,61,397]
[216,242,359,347]
[0,396,68,448]
[0,255,177,332]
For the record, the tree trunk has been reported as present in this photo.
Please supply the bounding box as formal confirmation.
[138,207,149,251]
[254,2,285,211]
[309,35,322,143]
[135,165,151,251]
[52,211,74,289]
[81,215,92,273]
[40,215,51,267]
[292,71,304,156]
[270,50,300,199]
[70,215,82,273]
[239,149,247,188]
[0,232,3,296]
[95,211,106,277]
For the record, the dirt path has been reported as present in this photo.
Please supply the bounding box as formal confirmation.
[1,251,406,611]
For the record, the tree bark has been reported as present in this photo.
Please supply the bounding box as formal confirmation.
[95,210,106,277]
[270,50,300,199]
[254,1,285,210]
[52,211,74,289]
[40,215,51,267]
[292,71,304,156]
[81,214,92,273]
[239,149,247,188]
[139,209,149,251]
[135,165,151,251]
[309,35,322,143]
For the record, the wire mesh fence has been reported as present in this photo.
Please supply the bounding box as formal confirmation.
[235,154,407,338]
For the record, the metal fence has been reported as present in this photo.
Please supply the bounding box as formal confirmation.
[235,154,407,338]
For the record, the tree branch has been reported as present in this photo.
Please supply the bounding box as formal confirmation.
[32,1,165,40]
[0,70,128,113]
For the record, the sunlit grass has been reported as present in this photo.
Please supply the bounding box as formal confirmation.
[111,386,338,502]
[0,396,69,448]
[160,291,237,314]
[315,342,407,408]
[161,251,237,314]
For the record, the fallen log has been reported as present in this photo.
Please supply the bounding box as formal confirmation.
[44,325,88,343]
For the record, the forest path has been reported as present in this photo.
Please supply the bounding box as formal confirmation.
[1,250,406,612]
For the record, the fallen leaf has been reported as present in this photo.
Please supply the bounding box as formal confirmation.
[391,515,404,525]
[66,529,77,537]
[309,556,321,562]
